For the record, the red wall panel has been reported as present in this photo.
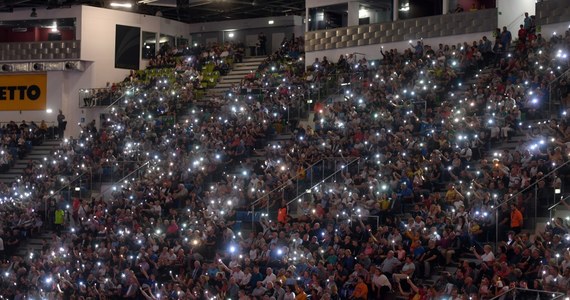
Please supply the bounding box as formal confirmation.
[0,27,75,42]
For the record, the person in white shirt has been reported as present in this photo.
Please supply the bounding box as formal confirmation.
[392,256,416,282]
[261,267,276,287]
[371,267,392,298]
[240,267,252,287]
[543,266,564,291]
[230,265,245,283]
[472,244,495,263]
[0,235,4,259]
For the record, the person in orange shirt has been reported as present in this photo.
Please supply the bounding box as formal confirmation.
[351,275,369,300]
[510,204,523,233]
[295,284,308,300]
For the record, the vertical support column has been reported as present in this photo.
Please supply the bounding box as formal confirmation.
[347,1,360,27]
[442,0,449,14]
[393,0,399,21]
[305,6,310,32]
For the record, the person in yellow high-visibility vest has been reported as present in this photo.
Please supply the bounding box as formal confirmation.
[54,208,65,235]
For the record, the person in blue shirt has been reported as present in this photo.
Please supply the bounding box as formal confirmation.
[500,26,512,52]
[249,265,264,291]
[523,12,532,31]
[399,182,414,202]
[410,40,424,58]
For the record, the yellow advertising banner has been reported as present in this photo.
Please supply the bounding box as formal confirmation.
[0,74,47,111]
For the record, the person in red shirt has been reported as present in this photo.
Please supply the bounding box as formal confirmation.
[518,25,527,43]
[166,220,180,238]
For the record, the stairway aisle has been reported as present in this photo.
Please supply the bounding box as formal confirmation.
[0,139,62,257]
[454,67,570,235]
[0,139,61,185]
[206,56,267,98]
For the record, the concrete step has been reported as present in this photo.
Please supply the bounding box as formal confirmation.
[227,70,255,76]
[0,139,61,185]
[221,73,251,80]
[40,141,62,147]
[215,83,235,89]
[272,134,293,141]
[208,87,230,94]
[242,57,267,63]
[231,64,257,69]
[33,143,59,151]
[0,175,15,180]
[233,61,261,67]
[15,232,54,256]
[8,165,27,170]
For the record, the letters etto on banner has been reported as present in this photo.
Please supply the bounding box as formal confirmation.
[0,74,47,111]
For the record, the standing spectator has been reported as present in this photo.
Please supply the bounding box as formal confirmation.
[518,24,527,44]
[54,207,65,235]
[57,110,66,139]
[410,40,424,58]
[510,204,523,234]
[479,36,493,64]
[258,32,267,56]
[0,233,4,259]
[523,12,532,31]
[500,26,512,52]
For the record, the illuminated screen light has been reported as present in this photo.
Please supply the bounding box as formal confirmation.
[110,2,133,8]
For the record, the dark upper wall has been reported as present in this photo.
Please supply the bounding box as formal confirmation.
[535,0,570,26]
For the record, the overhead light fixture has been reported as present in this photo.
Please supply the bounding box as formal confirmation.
[30,8,37,17]
[399,2,410,12]
[51,21,58,32]
[110,2,133,8]
[228,32,234,38]
[65,62,76,70]
[268,20,274,24]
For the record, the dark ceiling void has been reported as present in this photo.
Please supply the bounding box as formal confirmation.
[0,0,306,23]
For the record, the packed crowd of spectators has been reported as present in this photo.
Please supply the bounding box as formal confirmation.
[0,120,54,172]
[0,22,569,300]
[80,42,246,107]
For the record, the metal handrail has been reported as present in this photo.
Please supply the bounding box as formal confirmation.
[249,156,354,209]
[548,195,570,211]
[548,68,570,117]
[249,158,325,209]
[44,170,91,223]
[489,287,564,300]
[49,171,90,196]
[99,161,150,196]
[286,157,360,207]
[0,121,56,127]
[492,159,570,211]
[105,86,135,111]
[505,13,526,38]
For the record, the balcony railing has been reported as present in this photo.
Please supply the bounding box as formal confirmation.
[0,40,80,61]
